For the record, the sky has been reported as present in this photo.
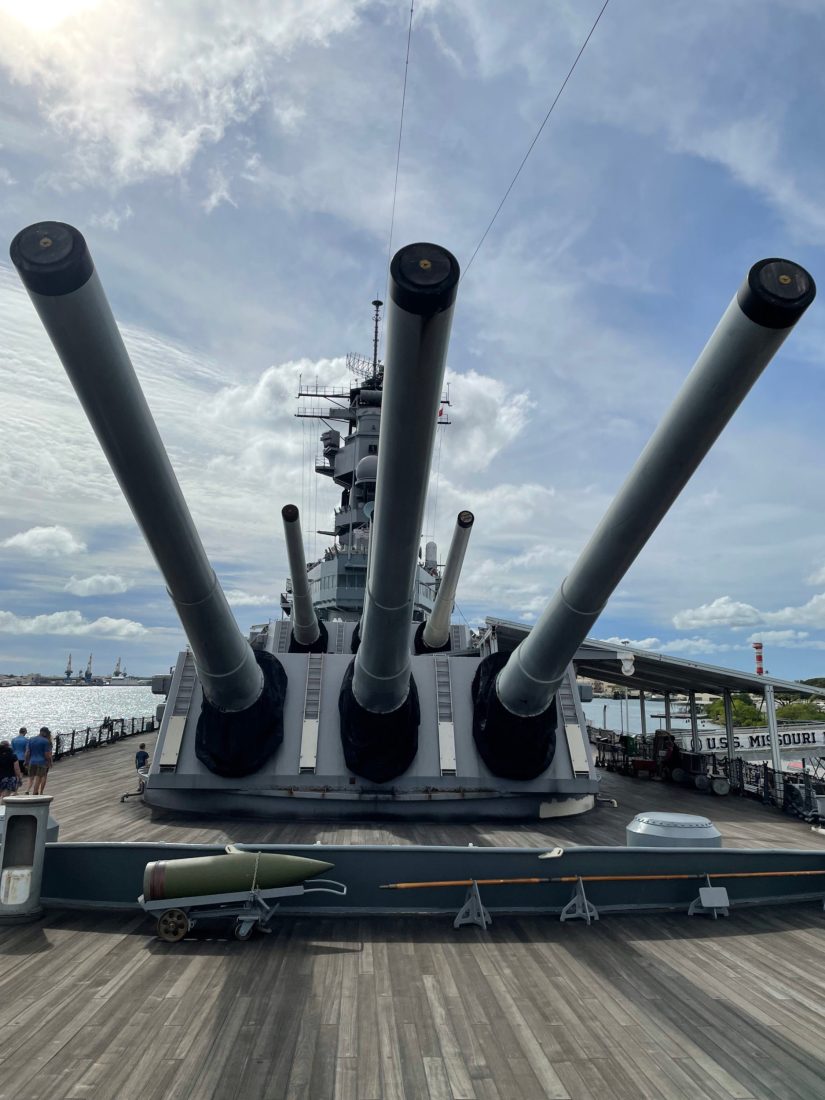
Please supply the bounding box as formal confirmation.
[1,0,825,681]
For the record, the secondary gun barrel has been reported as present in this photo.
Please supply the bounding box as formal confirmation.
[497,258,816,718]
[352,242,460,713]
[281,504,320,647]
[9,222,263,713]
[421,510,474,650]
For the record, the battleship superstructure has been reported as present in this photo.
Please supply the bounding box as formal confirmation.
[10,223,815,819]
[280,301,441,628]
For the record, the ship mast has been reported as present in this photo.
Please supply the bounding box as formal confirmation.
[371,299,382,384]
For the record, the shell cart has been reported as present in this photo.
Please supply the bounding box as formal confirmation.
[139,878,347,942]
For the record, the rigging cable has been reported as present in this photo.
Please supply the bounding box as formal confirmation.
[461,0,611,282]
[381,0,415,350]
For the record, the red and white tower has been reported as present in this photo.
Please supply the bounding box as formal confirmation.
[751,641,764,676]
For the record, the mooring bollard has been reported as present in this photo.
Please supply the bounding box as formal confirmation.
[0,796,55,923]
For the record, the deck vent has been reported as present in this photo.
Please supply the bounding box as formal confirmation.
[626,812,721,848]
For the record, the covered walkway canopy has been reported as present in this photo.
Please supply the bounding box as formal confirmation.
[483,619,825,699]
[483,618,825,773]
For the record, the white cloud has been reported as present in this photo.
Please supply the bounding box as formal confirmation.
[0,609,150,636]
[747,630,807,647]
[673,597,763,630]
[602,634,736,657]
[88,206,134,232]
[64,573,129,596]
[440,369,534,474]
[659,637,735,657]
[676,593,825,633]
[1,525,86,557]
[0,0,102,32]
[2,2,825,679]
[0,1,363,188]
[603,636,663,651]
[202,167,238,214]
[225,589,274,607]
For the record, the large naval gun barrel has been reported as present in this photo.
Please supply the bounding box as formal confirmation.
[281,504,326,652]
[10,222,286,777]
[340,242,460,782]
[417,510,475,652]
[476,258,816,779]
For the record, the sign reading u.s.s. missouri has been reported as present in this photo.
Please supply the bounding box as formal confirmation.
[676,726,825,758]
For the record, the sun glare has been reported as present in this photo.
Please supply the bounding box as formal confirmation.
[0,0,100,32]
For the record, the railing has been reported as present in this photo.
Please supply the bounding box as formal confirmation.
[51,714,157,762]
[589,727,825,813]
[722,757,825,814]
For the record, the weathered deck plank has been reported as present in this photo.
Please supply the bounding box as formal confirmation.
[1,737,825,1098]
[38,731,825,850]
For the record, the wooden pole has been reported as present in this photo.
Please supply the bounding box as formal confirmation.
[380,869,825,890]
[381,877,550,890]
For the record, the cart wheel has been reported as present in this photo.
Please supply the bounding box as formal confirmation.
[157,908,190,942]
[234,920,254,941]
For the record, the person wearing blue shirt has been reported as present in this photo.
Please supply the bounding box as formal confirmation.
[135,744,150,771]
[10,727,28,776]
[25,727,53,795]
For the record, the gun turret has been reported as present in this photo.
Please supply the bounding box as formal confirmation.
[281,504,326,652]
[339,242,460,782]
[10,222,286,777]
[475,258,816,779]
[416,510,474,653]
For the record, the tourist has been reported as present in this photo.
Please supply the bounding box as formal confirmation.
[135,743,150,772]
[10,727,28,776]
[25,727,53,795]
[0,739,23,801]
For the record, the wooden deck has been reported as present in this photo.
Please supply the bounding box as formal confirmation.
[46,731,825,850]
[2,736,825,1099]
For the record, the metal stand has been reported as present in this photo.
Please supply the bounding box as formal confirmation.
[688,876,729,919]
[560,877,599,924]
[453,880,491,930]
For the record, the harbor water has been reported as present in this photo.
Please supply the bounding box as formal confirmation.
[1,686,723,744]
[0,685,157,740]
[582,695,721,735]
